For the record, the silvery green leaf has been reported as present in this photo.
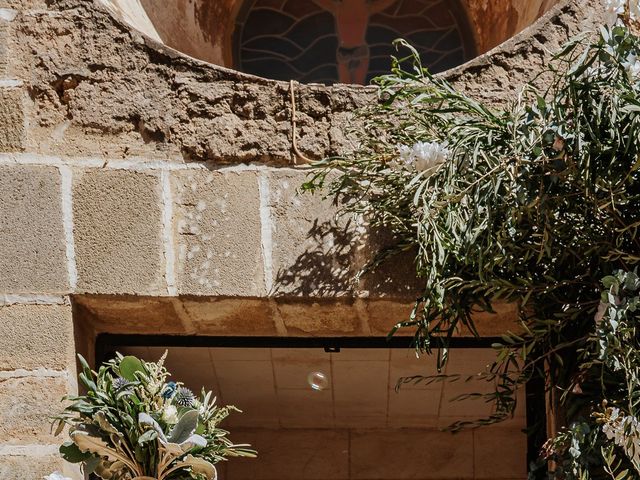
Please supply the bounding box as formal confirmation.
[168,409,198,444]
[138,412,167,443]
[137,429,158,445]
[179,433,207,452]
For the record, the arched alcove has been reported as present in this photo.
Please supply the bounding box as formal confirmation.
[98,0,561,84]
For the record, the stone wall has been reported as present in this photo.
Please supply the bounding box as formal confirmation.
[0,0,603,477]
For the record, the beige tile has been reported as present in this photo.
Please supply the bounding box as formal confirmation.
[211,347,271,361]
[474,426,527,478]
[334,416,387,428]
[273,348,331,390]
[439,374,495,418]
[387,389,441,427]
[214,359,277,423]
[350,429,474,479]
[331,348,390,362]
[390,349,443,391]
[333,360,388,419]
[445,348,497,375]
[164,348,218,395]
[214,360,274,395]
[277,388,334,428]
[272,348,329,362]
[227,429,349,479]
[224,398,280,428]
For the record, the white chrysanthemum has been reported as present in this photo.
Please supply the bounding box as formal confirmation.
[162,404,179,425]
[604,0,626,26]
[396,141,449,172]
[43,473,72,480]
[623,53,640,79]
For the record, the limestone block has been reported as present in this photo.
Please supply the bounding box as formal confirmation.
[73,169,165,294]
[276,299,362,336]
[474,426,527,478]
[268,169,357,297]
[172,169,264,296]
[182,298,278,335]
[0,88,23,151]
[75,295,185,335]
[0,376,69,444]
[365,300,415,336]
[0,304,74,370]
[366,299,521,337]
[0,455,66,480]
[0,165,68,293]
[0,21,8,78]
[350,429,474,479]
[356,230,423,298]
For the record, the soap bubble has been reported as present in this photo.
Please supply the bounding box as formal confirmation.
[307,371,329,391]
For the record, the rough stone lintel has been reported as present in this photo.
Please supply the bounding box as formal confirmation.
[74,294,520,339]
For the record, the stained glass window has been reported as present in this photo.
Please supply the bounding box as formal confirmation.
[234,0,476,85]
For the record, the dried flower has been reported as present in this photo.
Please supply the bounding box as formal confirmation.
[162,404,179,425]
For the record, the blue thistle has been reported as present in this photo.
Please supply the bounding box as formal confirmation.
[113,376,130,390]
[174,387,196,407]
[162,381,177,399]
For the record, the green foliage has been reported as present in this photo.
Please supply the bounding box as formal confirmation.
[305,16,640,480]
[54,352,255,479]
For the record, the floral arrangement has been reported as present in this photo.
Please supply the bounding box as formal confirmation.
[53,353,255,480]
[305,0,640,477]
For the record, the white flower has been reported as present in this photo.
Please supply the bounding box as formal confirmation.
[623,53,640,79]
[396,141,449,173]
[162,404,178,425]
[604,0,626,27]
[43,473,72,480]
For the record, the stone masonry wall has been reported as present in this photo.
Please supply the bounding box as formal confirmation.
[0,0,603,477]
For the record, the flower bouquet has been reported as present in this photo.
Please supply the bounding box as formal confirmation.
[53,352,256,479]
